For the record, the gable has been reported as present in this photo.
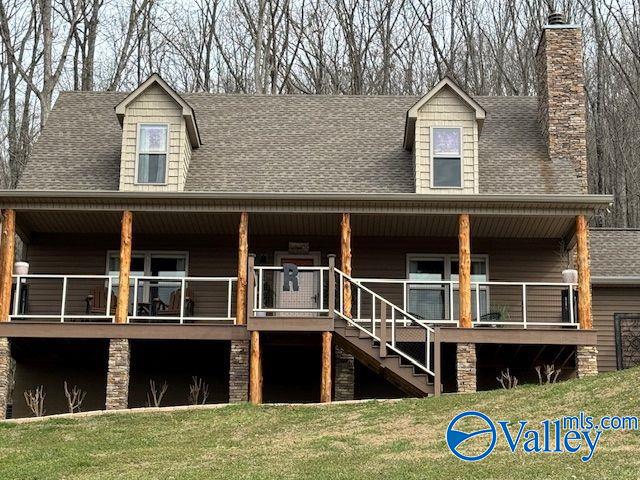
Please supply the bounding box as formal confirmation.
[118,84,191,191]
[412,85,479,194]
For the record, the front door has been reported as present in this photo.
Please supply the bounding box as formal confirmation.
[274,253,320,314]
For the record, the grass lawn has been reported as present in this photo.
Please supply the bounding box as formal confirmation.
[0,368,639,479]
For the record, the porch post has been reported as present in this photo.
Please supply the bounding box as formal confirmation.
[236,212,249,325]
[458,213,471,328]
[340,213,352,317]
[320,331,332,403]
[456,213,476,393]
[576,215,592,330]
[249,330,262,404]
[576,214,598,377]
[0,209,16,322]
[115,210,133,324]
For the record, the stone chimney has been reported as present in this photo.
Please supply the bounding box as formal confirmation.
[535,12,588,192]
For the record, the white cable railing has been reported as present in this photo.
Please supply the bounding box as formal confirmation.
[129,276,237,323]
[353,278,579,328]
[335,269,435,376]
[10,274,237,323]
[11,274,116,322]
[252,266,330,315]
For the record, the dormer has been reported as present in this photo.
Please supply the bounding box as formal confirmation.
[115,74,201,191]
[404,77,485,194]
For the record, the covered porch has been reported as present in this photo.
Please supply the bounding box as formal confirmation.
[0,193,607,332]
[0,192,611,405]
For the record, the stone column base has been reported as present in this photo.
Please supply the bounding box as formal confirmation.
[334,345,355,401]
[0,337,15,419]
[229,340,249,402]
[576,345,598,378]
[106,339,130,410]
[456,343,477,393]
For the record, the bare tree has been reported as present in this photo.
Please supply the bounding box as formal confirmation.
[24,385,45,417]
[188,376,209,405]
[63,380,87,413]
[146,378,168,407]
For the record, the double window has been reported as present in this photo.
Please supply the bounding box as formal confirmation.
[407,255,488,321]
[431,127,462,188]
[136,124,168,184]
[107,251,187,306]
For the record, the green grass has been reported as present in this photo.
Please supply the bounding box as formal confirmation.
[1,368,639,479]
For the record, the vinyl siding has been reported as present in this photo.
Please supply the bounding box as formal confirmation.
[592,286,640,373]
[119,84,190,192]
[414,86,478,193]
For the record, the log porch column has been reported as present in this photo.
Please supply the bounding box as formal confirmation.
[115,210,133,324]
[340,213,352,317]
[320,331,332,403]
[108,210,133,409]
[249,330,262,404]
[575,214,598,377]
[576,215,592,330]
[458,214,471,328]
[0,209,16,322]
[236,212,249,325]
[0,210,16,418]
[456,213,476,393]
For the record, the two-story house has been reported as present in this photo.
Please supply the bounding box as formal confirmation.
[0,13,635,418]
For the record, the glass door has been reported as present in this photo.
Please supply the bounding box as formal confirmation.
[107,252,187,314]
[451,259,488,320]
[407,258,447,320]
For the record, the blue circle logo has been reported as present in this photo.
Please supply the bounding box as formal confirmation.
[446,411,497,462]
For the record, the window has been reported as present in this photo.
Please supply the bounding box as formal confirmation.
[107,251,187,307]
[431,127,462,188]
[406,255,488,321]
[137,124,168,184]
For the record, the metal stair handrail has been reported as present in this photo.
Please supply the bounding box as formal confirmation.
[334,268,435,376]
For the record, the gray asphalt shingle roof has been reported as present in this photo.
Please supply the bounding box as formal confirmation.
[17,91,582,194]
[590,229,640,278]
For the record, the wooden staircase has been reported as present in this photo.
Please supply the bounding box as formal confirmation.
[333,316,435,397]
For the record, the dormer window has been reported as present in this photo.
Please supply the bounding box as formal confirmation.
[136,124,168,184]
[431,127,462,188]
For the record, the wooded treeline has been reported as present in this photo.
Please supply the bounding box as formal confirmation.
[1,0,639,226]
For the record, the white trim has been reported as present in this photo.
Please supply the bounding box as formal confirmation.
[405,253,489,320]
[429,126,464,189]
[134,123,170,186]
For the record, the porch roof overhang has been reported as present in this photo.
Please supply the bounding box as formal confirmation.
[0,190,613,215]
[1,191,613,240]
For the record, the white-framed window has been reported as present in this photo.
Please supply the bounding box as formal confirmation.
[430,126,462,188]
[406,254,488,321]
[136,124,168,184]
[107,251,188,305]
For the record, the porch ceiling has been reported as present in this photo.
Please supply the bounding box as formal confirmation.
[17,211,576,239]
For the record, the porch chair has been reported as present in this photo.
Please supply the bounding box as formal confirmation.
[85,287,117,316]
[152,287,195,319]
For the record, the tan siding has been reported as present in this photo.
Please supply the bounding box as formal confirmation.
[119,84,190,192]
[414,86,478,194]
[592,286,640,373]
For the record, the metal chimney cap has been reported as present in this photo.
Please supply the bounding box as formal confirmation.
[548,11,566,25]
